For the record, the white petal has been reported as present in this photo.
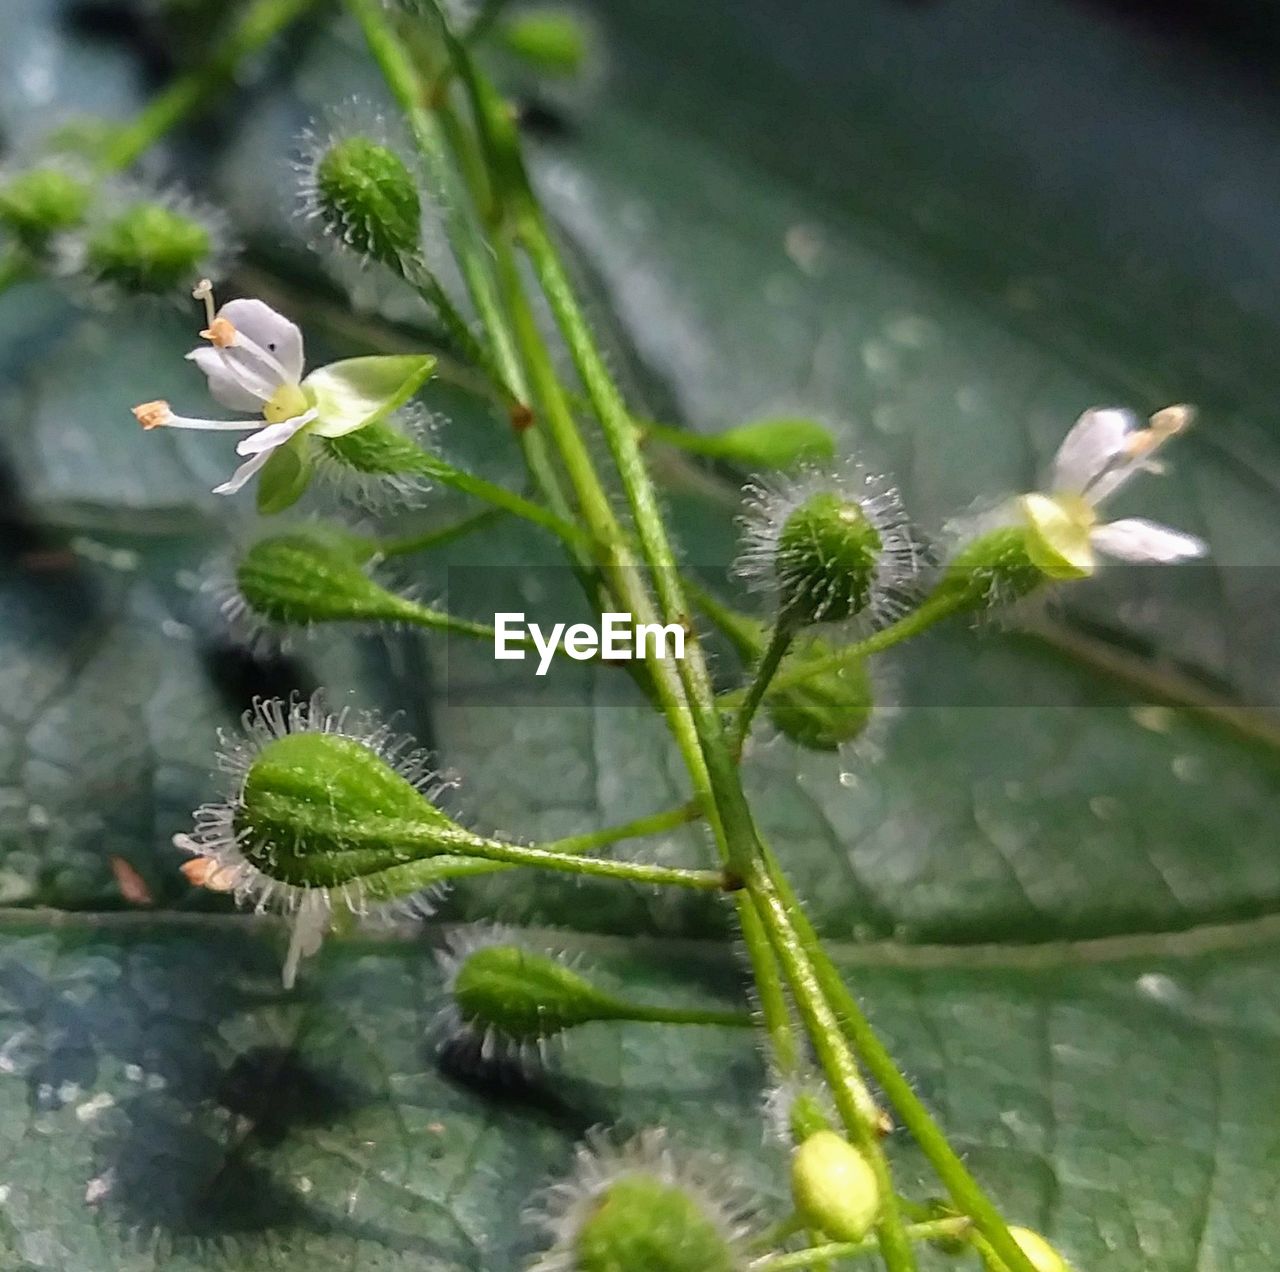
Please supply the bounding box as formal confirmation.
[1052,407,1139,497]
[217,299,305,383]
[212,447,275,495]
[186,346,270,412]
[282,894,329,989]
[1090,518,1207,563]
[234,409,317,457]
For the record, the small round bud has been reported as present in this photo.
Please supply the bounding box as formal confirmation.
[0,165,91,245]
[766,646,873,752]
[1002,1227,1070,1272]
[498,9,590,76]
[84,201,212,294]
[311,135,421,266]
[530,1129,752,1272]
[790,1130,881,1243]
[234,529,421,629]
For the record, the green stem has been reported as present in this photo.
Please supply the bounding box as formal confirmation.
[377,507,505,556]
[753,1218,973,1271]
[622,1003,753,1028]
[762,853,1037,1272]
[764,589,969,695]
[732,619,795,752]
[99,0,319,172]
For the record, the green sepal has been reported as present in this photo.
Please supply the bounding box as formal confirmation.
[254,432,316,515]
[305,354,436,439]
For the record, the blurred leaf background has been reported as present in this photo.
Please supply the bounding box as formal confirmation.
[0,0,1276,1267]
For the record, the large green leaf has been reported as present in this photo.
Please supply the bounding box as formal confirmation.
[0,0,1278,1267]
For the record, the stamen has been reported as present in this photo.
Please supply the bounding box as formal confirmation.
[192,278,217,328]
[132,400,172,430]
[201,316,237,348]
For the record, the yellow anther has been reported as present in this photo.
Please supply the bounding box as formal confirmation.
[180,857,236,892]
[132,399,171,430]
[201,315,237,348]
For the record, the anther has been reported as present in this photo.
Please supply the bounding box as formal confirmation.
[132,400,171,430]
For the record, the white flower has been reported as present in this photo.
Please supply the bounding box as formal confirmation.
[133,279,434,497]
[1020,404,1207,577]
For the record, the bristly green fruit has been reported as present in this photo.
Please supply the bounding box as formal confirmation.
[575,1174,737,1272]
[766,642,873,751]
[85,202,210,293]
[235,528,421,628]
[0,166,92,245]
[776,490,883,626]
[236,731,462,889]
[451,944,631,1042]
[790,1130,881,1243]
[320,416,432,476]
[314,136,422,267]
[937,524,1047,611]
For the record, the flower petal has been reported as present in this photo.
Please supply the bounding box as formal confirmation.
[186,346,270,412]
[235,409,317,456]
[1051,407,1138,497]
[212,447,275,496]
[217,298,305,383]
[1090,518,1207,563]
[282,893,329,989]
[304,354,436,439]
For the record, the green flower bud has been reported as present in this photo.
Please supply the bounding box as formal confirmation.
[696,416,835,470]
[790,1130,881,1243]
[766,645,873,752]
[85,201,213,294]
[0,165,92,245]
[499,10,590,76]
[235,529,422,629]
[311,135,422,267]
[445,938,629,1047]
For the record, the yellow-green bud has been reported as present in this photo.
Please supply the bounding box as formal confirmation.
[85,202,211,294]
[313,136,421,267]
[235,529,421,628]
[576,1174,738,1272]
[1003,1227,1070,1272]
[499,10,590,76]
[0,166,91,244]
[790,1130,881,1243]
[776,491,883,627]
